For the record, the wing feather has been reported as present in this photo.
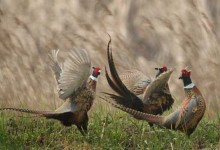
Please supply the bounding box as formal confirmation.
[58,49,91,100]
[49,50,62,83]
[143,69,174,104]
[175,96,198,129]
[119,69,151,95]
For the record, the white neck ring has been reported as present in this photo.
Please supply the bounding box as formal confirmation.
[90,75,98,81]
[184,83,195,89]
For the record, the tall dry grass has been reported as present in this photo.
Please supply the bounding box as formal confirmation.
[0,0,219,118]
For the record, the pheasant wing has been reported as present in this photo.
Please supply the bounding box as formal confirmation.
[49,50,62,83]
[119,69,151,95]
[175,95,200,129]
[58,49,91,100]
[143,69,174,104]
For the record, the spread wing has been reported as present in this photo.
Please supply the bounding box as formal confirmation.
[58,49,91,100]
[143,69,174,104]
[119,70,151,95]
[49,50,62,83]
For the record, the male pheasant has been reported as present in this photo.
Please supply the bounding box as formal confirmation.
[102,67,206,136]
[103,37,174,120]
[0,49,101,135]
[119,66,174,116]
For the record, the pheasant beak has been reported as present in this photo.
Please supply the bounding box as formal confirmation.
[98,70,101,75]
[179,75,183,79]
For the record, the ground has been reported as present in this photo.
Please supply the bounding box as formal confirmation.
[0,107,219,149]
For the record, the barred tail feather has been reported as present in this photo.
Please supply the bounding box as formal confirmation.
[99,96,164,125]
[0,107,80,127]
[0,108,54,116]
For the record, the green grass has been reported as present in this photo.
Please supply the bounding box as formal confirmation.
[0,109,219,150]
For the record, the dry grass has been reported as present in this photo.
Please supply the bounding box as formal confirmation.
[0,0,220,118]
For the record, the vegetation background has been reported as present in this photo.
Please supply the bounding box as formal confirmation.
[0,0,220,149]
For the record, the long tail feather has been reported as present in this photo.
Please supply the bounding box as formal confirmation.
[0,108,53,116]
[107,36,130,96]
[105,35,144,111]
[99,95,164,125]
[105,67,125,96]
[0,107,75,127]
[102,92,136,108]
[0,107,72,120]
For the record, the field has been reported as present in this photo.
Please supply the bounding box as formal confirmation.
[0,0,220,149]
[0,109,219,149]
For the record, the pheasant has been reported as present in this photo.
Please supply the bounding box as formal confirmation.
[0,49,101,135]
[119,66,174,116]
[101,67,206,136]
[103,37,174,121]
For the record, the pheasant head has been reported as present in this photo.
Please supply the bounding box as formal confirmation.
[90,67,101,81]
[155,65,168,77]
[179,67,194,88]
[88,67,101,91]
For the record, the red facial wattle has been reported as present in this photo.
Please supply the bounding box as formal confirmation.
[181,69,191,77]
[92,67,101,77]
[161,65,167,72]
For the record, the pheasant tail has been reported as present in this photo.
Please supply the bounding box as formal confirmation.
[104,37,144,111]
[0,100,81,127]
[99,95,164,125]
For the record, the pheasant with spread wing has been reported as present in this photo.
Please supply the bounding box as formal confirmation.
[103,38,174,120]
[0,49,101,135]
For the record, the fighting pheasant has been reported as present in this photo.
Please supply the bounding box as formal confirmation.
[103,37,174,120]
[0,49,101,135]
[119,66,174,116]
[101,67,206,136]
